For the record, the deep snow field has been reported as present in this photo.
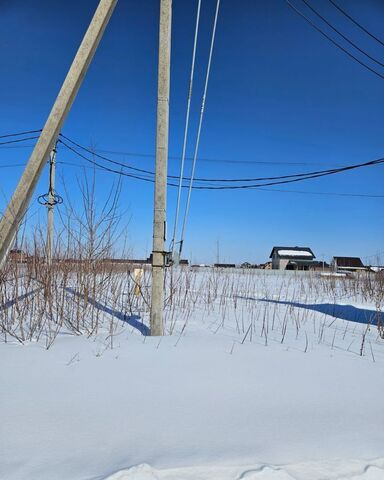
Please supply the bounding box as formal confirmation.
[1,268,383,480]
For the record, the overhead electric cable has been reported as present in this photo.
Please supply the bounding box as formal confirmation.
[0,129,341,167]
[188,157,384,189]
[300,0,384,67]
[0,144,37,150]
[57,139,156,183]
[0,163,28,169]
[59,136,384,189]
[171,0,202,256]
[0,129,42,139]
[59,133,155,176]
[328,0,384,48]
[0,136,40,146]
[58,160,107,172]
[286,0,384,80]
[60,134,338,179]
[178,0,221,256]
[257,187,384,198]
[96,148,333,166]
[57,143,384,197]
[59,133,384,184]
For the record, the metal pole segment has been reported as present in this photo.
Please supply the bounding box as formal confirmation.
[150,0,172,336]
[46,146,57,267]
[0,0,117,268]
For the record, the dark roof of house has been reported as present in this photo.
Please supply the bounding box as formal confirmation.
[214,263,236,268]
[333,257,365,268]
[269,246,315,259]
[311,261,330,268]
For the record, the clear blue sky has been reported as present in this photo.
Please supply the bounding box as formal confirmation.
[0,0,383,264]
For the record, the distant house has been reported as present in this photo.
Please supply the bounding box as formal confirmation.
[261,261,272,270]
[240,262,259,269]
[370,266,384,273]
[214,263,236,268]
[9,249,26,263]
[241,262,252,269]
[147,254,188,266]
[310,260,330,272]
[331,256,366,272]
[270,246,315,271]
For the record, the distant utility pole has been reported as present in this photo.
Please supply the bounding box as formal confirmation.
[46,146,57,266]
[150,0,172,336]
[216,238,220,264]
[0,0,117,268]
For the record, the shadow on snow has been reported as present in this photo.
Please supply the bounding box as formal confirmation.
[1,288,42,311]
[237,297,383,326]
[66,287,149,336]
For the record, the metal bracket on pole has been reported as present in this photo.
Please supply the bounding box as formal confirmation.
[152,250,173,268]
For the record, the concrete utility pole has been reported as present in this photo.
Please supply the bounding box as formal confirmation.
[0,0,117,268]
[150,0,172,336]
[46,146,57,266]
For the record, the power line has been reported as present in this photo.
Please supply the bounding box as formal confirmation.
[0,137,334,166]
[55,161,384,197]
[0,163,28,169]
[328,0,384,48]
[59,134,384,184]
[2,130,383,195]
[3,130,383,187]
[0,128,342,167]
[188,160,384,189]
[286,0,384,80]
[59,138,384,193]
[0,142,372,198]
[58,139,156,183]
[179,0,221,256]
[58,139,220,186]
[58,160,107,172]
[171,0,202,255]
[300,0,384,68]
[97,148,331,166]
[63,133,318,183]
[59,134,155,176]
[57,151,384,197]
[0,144,37,150]
[0,136,40,146]
[0,129,42,139]
[257,187,384,198]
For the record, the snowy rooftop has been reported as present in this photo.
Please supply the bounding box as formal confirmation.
[277,249,313,257]
[270,246,315,259]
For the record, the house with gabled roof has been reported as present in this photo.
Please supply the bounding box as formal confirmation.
[331,256,367,272]
[269,246,315,271]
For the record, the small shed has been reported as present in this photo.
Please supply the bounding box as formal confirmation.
[269,246,315,270]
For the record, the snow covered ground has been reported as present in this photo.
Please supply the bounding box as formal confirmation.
[0,269,383,480]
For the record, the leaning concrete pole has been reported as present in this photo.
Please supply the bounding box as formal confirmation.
[150,0,172,336]
[0,0,117,268]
